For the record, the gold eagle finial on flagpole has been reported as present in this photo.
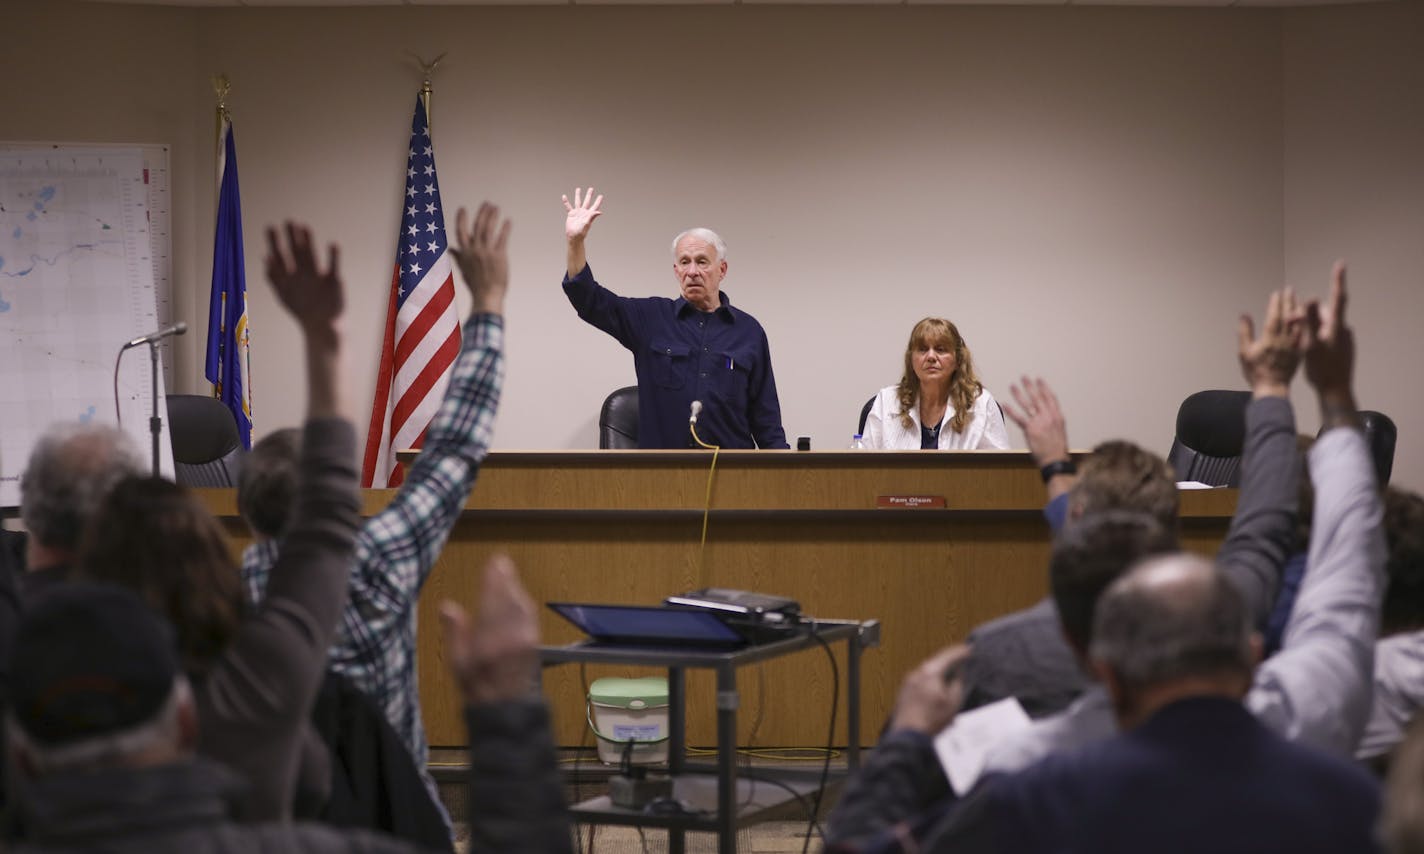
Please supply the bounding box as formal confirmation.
[212,73,232,144]
[406,52,447,131]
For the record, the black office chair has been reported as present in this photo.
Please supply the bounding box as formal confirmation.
[599,386,639,449]
[166,394,244,487]
[1166,390,1251,487]
[1320,409,1396,486]
[857,396,876,436]
[1360,410,1398,485]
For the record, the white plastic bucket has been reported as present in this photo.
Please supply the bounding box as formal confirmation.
[586,676,670,765]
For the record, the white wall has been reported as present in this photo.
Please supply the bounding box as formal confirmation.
[10,2,1418,491]
[1283,0,1424,491]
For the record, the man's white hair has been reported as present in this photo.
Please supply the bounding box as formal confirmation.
[671,228,728,264]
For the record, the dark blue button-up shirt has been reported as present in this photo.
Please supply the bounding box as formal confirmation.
[563,264,788,449]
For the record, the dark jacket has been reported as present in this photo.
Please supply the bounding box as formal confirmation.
[465,701,573,854]
[828,698,1381,854]
[935,698,1381,854]
[11,759,420,854]
[9,697,573,854]
[960,598,1086,719]
[195,417,361,822]
[313,671,453,851]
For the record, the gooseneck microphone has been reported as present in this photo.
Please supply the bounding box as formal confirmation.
[689,400,703,425]
[124,321,188,350]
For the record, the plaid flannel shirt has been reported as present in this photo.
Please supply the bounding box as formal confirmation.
[242,312,504,775]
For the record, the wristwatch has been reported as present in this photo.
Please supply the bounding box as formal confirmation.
[1039,459,1077,483]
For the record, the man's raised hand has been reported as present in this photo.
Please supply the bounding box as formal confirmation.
[562,186,603,243]
[889,644,971,735]
[264,222,344,338]
[1001,376,1070,468]
[1302,262,1357,428]
[439,555,540,706]
[1237,286,1304,399]
[451,202,512,317]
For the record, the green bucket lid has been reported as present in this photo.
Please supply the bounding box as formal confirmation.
[588,676,669,709]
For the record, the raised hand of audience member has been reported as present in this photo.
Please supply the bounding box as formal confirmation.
[439,554,540,706]
[1002,376,1075,500]
[889,644,971,735]
[1302,263,1358,429]
[561,186,603,277]
[1002,377,1070,465]
[451,202,512,317]
[265,222,345,419]
[265,222,343,339]
[1238,286,1304,398]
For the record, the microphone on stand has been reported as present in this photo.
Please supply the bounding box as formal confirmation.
[689,400,703,425]
[123,321,187,350]
[115,320,187,478]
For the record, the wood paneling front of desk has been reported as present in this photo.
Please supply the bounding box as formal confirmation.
[199,450,1236,751]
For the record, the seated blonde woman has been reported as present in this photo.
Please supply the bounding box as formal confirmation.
[863,317,1010,450]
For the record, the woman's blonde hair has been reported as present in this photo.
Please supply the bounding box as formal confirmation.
[895,317,983,434]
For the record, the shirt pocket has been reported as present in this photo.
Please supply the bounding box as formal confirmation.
[713,349,753,404]
[647,341,692,390]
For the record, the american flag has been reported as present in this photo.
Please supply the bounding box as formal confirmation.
[361,96,460,487]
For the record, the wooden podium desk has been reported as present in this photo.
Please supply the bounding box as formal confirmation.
[199,449,1236,750]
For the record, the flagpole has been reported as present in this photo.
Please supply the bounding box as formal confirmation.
[210,74,231,402]
[410,53,446,132]
[213,73,230,169]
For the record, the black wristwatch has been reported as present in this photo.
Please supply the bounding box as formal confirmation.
[1039,459,1077,483]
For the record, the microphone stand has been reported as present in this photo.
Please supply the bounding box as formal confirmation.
[147,340,162,477]
[116,323,183,477]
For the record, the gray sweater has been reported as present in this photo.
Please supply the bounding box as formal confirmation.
[196,417,361,821]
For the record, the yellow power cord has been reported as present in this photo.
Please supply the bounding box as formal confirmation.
[689,421,720,588]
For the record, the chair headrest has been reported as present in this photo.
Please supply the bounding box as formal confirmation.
[1175,390,1251,458]
[600,386,639,421]
[1358,410,1397,485]
[165,395,242,463]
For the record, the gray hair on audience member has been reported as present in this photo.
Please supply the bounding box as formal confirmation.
[671,228,728,263]
[237,428,302,539]
[20,423,144,549]
[7,678,191,775]
[1089,553,1254,695]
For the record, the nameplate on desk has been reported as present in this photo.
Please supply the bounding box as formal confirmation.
[876,495,946,509]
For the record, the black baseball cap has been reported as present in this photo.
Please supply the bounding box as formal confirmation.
[9,583,180,746]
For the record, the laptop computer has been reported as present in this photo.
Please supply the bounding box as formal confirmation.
[547,602,749,649]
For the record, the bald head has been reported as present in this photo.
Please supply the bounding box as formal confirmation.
[20,424,143,556]
[1089,554,1256,715]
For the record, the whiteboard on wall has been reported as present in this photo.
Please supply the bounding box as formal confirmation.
[0,144,175,508]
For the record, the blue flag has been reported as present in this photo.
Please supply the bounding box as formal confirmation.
[205,118,252,449]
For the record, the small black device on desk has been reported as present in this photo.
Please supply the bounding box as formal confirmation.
[662,588,804,643]
[663,588,801,622]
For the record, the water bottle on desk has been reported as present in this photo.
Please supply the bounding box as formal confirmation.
[849,434,866,450]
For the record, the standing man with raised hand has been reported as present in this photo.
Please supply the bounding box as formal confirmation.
[561,187,788,449]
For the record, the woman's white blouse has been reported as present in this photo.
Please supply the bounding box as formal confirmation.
[861,385,1012,450]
